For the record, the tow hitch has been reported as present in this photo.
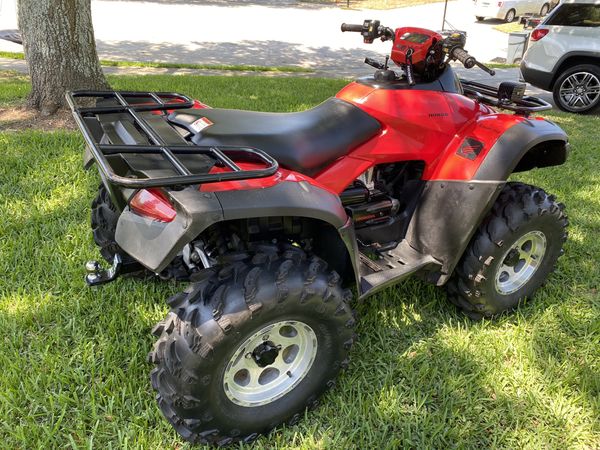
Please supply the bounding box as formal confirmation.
[84,254,144,286]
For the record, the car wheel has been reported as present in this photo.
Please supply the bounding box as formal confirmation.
[476,16,485,21]
[540,3,549,15]
[504,9,516,22]
[553,64,600,113]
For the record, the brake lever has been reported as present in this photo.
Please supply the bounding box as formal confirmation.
[364,57,385,70]
[474,60,496,76]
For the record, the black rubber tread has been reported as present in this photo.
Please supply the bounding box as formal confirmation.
[446,182,568,320]
[148,245,356,445]
[552,64,600,114]
[90,184,125,263]
[90,185,190,281]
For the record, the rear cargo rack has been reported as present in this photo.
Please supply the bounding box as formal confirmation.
[66,90,278,188]
[459,80,552,115]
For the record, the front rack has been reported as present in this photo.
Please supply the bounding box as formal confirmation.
[66,90,279,188]
[459,80,552,115]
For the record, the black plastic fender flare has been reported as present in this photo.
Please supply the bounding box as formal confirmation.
[404,118,569,286]
[114,181,351,274]
[474,118,568,181]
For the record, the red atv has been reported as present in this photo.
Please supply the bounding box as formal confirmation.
[68,21,569,446]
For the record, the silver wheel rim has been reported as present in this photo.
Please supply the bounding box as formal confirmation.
[223,320,318,407]
[559,72,600,111]
[495,231,547,295]
[506,10,515,22]
[541,4,548,15]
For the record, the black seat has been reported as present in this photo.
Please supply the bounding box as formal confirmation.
[168,98,381,176]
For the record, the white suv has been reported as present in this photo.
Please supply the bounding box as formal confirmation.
[520,0,600,113]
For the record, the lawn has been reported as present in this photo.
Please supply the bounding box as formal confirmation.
[0,71,598,449]
[493,22,527,33]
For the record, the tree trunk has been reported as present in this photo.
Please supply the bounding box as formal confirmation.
[18,0,109,115]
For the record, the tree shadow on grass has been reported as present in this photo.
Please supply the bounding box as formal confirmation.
[1,113,598,446]
[1,203,596,448]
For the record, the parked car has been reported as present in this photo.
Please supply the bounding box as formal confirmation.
[520,0,600,113]
[475,0,552,22]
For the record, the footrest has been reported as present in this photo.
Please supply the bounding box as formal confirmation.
[359,240,441,298]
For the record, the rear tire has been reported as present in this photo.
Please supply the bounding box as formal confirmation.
[148,246,355,445]
[447,183,568,320]
[552,64,600,114]
[91,184,125,263]
[540,3,549,15]
[476,15,485,21]
[90,185,190,280]
[504,9,516,22]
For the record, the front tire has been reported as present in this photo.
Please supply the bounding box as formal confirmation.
[447,183,568,320]
[476,15,485,21]
[540,3,549,15]
[148,247,355,445]
[553,64,600,114]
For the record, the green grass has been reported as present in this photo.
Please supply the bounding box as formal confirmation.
[0,50,25,60]
[493,22,526,33]
[0,72,599,448]
[486,62,520,69]
[0,51,313,73]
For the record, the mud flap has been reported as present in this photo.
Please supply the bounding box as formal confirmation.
[404,180,505,285]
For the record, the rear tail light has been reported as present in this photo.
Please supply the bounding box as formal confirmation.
[530,28,549,41]
[130,189,176,222]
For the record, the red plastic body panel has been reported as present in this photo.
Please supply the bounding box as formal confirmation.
[185,80,532,196]
[199,163,338,195]
[293,82,521,193]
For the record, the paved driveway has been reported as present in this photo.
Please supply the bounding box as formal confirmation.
[0,0,552,104]
[1,0,510,71]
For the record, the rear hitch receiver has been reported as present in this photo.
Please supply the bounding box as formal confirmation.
[85,254,147,286]
[85,254,123,286]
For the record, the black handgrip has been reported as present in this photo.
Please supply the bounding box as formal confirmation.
[341,23,364,32]
[451,47,476,69]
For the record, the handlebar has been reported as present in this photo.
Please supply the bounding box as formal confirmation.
[341,23,364,32]
[340,20,394,43]
[451,47,475,68]
[451,47,496,76]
